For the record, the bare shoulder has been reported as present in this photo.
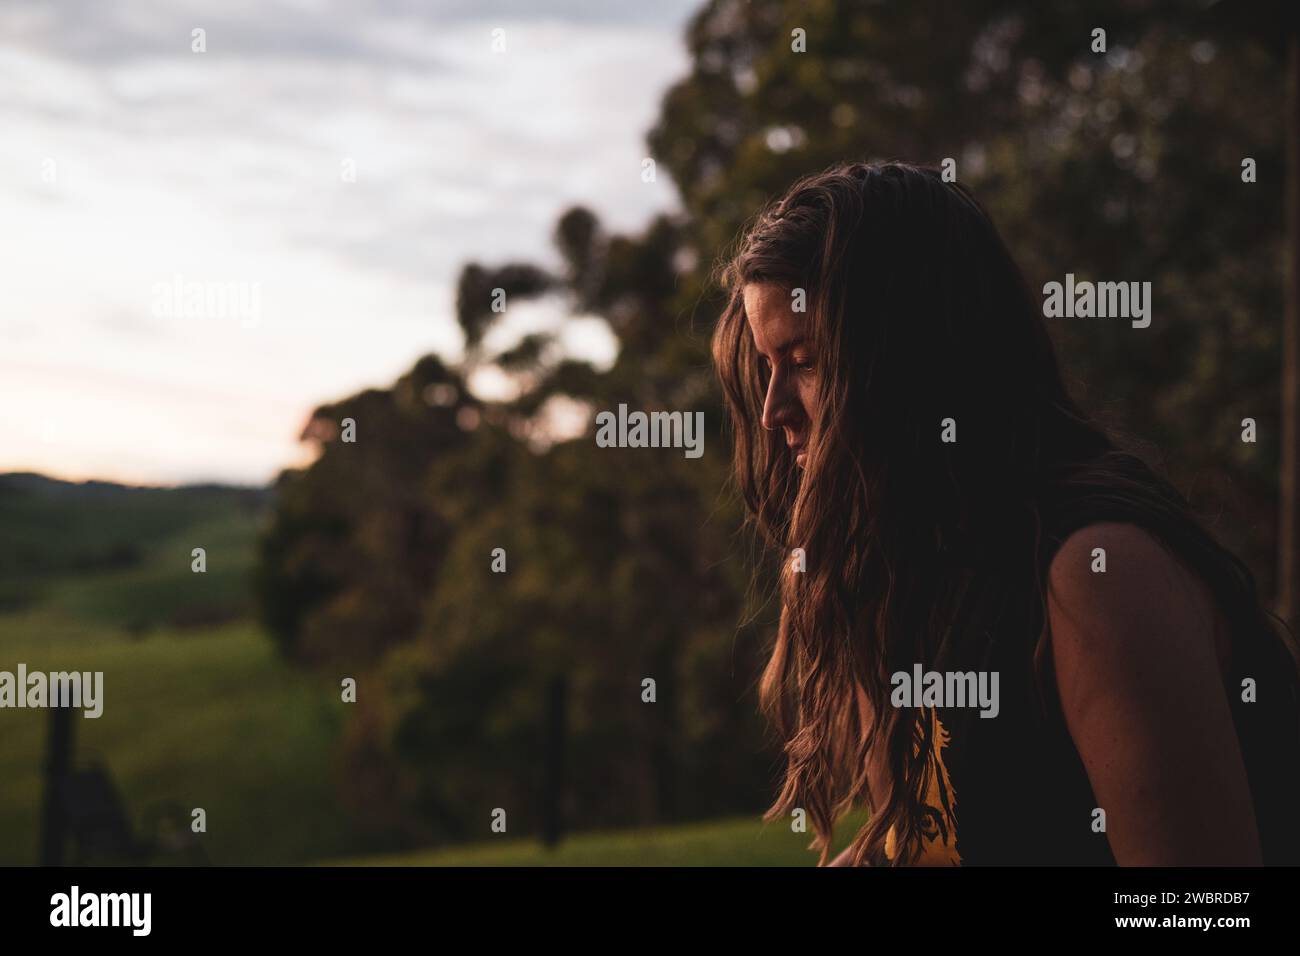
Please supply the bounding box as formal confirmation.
[1046,522,1215,636]
[1048,520,1193,597]
[1045,521,1225,698]
[1041,521,1261,864]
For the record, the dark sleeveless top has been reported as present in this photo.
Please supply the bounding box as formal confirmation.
[868,493,1300,866]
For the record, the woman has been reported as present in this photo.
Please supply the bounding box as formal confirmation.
[711,161,1300,866]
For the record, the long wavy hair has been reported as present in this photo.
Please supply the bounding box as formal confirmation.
[711,160,1300,866]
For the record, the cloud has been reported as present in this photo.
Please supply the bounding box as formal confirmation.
[0,0,699,484]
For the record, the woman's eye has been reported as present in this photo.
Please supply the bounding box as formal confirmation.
[793,357,816,372]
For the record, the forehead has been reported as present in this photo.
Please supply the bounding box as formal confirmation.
[743,282,804,352]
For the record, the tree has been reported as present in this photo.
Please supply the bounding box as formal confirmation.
[257,0,1293,846]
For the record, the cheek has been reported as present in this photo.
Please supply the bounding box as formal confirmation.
[797,378,820,422]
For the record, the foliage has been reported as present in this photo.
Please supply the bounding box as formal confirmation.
[257,0,1288,844]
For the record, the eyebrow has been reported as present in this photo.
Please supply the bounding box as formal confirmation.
[761,336,808,358]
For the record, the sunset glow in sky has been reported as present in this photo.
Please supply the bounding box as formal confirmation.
[1,0,696,485]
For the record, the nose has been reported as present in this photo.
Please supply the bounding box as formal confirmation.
[760,364,800,432]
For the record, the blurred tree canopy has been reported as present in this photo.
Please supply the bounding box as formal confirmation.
[256,0,1288,847]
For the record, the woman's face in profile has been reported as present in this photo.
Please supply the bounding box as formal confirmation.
[743,282,819,469]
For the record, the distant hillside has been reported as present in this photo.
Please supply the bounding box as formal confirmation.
[0,472,270,628]
[0,471,270,500]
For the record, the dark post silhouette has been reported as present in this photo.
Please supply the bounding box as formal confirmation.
[1282,21,1300,632]
[1210,0,1300,632]
[540,674,568,848]
[40,704,74,865]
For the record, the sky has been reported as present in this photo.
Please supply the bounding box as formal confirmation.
[0,0,700,486]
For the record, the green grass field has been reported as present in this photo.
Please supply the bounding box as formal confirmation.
[0,474,360,865]
[0,610,359,865]
[0,595,862,866]
[324,811,868,866]
[1,473,857,867]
